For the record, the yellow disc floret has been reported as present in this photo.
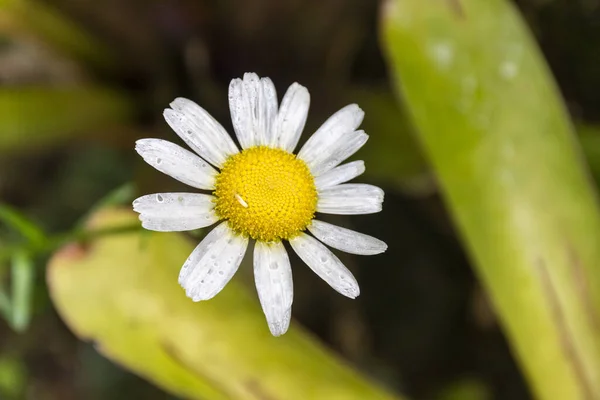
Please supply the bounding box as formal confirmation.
[213,146,317,242]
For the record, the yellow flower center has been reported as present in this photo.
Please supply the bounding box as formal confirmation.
[213,146,317,241]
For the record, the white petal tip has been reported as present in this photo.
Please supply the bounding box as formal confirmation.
[345,286,360,299]
[269,325,289,337]
[243,72,259,81]
[181,284,216,302]
[267,310,291,337]
[347,104,365,123]
[190,293,213,302]
[378,243,388,254]
[135,138,150,146]
[169,97,192,110]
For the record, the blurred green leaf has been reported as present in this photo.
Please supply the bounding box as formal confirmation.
[77,182,135,227]
[47,208,401,400]
[10,251,34,332]
[0,87,133,154]
[0,203,46,246]
[382,1,600,399]
[0,0,114,69]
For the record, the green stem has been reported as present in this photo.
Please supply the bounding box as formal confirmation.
[0,224,143,265]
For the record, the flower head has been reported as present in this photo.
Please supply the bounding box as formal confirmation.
[133,73,386,336]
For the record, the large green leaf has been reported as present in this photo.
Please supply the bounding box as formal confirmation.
[47,208,400,400]
[382,1,600,399]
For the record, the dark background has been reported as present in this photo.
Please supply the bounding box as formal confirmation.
[1,0,599,399]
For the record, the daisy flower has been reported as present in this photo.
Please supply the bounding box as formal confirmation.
[133,73,386,336]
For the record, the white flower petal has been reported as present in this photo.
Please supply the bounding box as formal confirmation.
[314,160,365,190]
[132,193,219,232]
[289,233,359,299]
[133,193,219,232]
[254,241,293,336]
[272,83,310,151]
[298,104,364,173]
[308,220,387,255]
[179,222,248,301]
[317,184,384,215]
[229,73,278,149]
[306,130,368,176]
[164,98,238,168]
[135,139,217,190]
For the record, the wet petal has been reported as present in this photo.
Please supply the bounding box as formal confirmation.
[164,98,239,168]
[272,83,310,151]
[314,160,365,190]
[254,241,293,336]
[298,104,364,175]
[289,233,359,299]
[135,139,217,190]
[179,222,248,301]
[317,184,384,215]
[132,193,219,232]
[308,220,387,255]
[229,73,278,149]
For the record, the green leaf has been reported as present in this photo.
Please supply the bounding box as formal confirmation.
[382,1,600,399]
[0,87,133,154]
[9,251,34,332]
[0,204,46,247]
[47,208,401,400]
[76,182,135,228]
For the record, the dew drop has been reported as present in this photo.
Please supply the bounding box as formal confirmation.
[156,194,164,203]
[500,61,518,80]
[156,158,162,165]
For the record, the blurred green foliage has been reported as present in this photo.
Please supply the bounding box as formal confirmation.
[48,208,400,400]
[382,0,600,399]
[0,0,599,399]
[0,88,133,154]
